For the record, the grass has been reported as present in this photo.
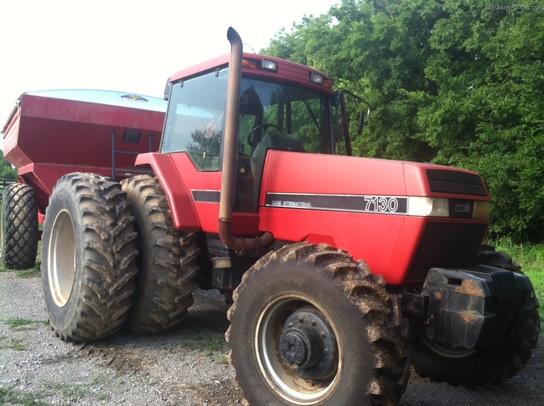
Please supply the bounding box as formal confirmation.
[0,319,49,351]
[0,261,40,277]
[183,333,230,364]
[3,317,49,331]
[0,241,41,277]
[0,386,49,406]
[0,373,111,405]
[16,261,41,278]
[41,373,112,403]
[0,335,26,351]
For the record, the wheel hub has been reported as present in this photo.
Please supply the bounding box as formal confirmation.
[279,308,338,380]
[280,326,321,367]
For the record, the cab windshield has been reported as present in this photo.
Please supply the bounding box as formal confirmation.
[161,67,333,171]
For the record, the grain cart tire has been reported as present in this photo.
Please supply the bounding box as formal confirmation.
[41,173,138,342]
[412,247,541,387]
[226,242,409,406]
[121,175,200,334]
[1,183,38,269]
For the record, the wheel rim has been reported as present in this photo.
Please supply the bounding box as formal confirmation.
[421,336,475,358]
[256,294,340,404]
[48,210,76,307]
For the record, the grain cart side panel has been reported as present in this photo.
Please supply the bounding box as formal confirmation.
[17,162,114,223]
[4,90,165,169]
[2,89,166,219]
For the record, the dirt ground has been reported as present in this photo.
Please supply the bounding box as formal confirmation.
[0,270,542,405]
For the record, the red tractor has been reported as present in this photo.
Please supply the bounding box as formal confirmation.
[4,28,540,405]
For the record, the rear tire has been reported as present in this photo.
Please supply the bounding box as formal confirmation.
[226,242,409,405]
[121,175,200,334]
[41,173,137,342]
[1,183,38,269]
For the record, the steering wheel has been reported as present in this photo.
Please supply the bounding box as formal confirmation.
[247,123,281,147]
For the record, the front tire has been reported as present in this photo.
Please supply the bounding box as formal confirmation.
[412,246,540,387]
[121,175,200,334]
[41,173,137,342]
[412,307,540,387]
[1,183,38,269]
[226,242,408,405]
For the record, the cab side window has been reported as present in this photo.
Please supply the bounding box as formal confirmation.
[161,69,228,171]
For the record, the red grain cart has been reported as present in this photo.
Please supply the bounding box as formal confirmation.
[1,89,166,269]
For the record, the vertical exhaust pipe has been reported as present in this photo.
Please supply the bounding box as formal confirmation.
[218,27,274,253]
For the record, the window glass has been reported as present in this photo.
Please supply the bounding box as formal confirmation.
[161,69,228,171]
[161,65,333,190]
[238,78,331,155]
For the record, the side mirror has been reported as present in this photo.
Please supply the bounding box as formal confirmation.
[335,89,371,156]
[357,105,371,135]
[163,77,172,101]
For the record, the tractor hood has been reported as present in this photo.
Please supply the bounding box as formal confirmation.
[258,150,490,285]
[260,150,488,202]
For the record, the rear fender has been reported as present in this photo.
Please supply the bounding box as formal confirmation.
[135,152,200,230]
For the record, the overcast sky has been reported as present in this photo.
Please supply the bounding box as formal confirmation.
[0,0,337,144]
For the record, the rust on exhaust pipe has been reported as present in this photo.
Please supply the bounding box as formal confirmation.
[218,27,274,254]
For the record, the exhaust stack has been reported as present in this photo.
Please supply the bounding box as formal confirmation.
[218,27,274,254]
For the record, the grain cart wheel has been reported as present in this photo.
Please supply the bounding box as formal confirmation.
[121,175,200,334]
[412,247,541,387]
[226,242,409,406]
[1,183,38,269]
[41,173,138,342]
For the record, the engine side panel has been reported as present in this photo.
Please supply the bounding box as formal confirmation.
[258,150,490,285]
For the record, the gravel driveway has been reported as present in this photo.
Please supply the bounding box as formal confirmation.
[1,270,542,405]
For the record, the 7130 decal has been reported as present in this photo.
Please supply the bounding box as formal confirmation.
[265,193,408,215]
[364,196,400,213]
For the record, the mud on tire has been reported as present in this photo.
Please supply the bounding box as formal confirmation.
[41,173,138,342]
[121,175,200,335]
[226,242,409,405]
[1,183,38,269]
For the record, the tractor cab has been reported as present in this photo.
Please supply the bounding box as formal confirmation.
[160,53,338,213]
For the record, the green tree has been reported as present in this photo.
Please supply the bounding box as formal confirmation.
[414,0,544,240]
[266,0,440,161]
[265,0,544,242]
[0,149,17,178]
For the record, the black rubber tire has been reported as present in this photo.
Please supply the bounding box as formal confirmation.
[41,173,138,342]
[121,175,200,334]
[226,242,409,405]
[1,183,38,269]
[412,307,540,387]
[473,244,521,271]
[412,247,541,387]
